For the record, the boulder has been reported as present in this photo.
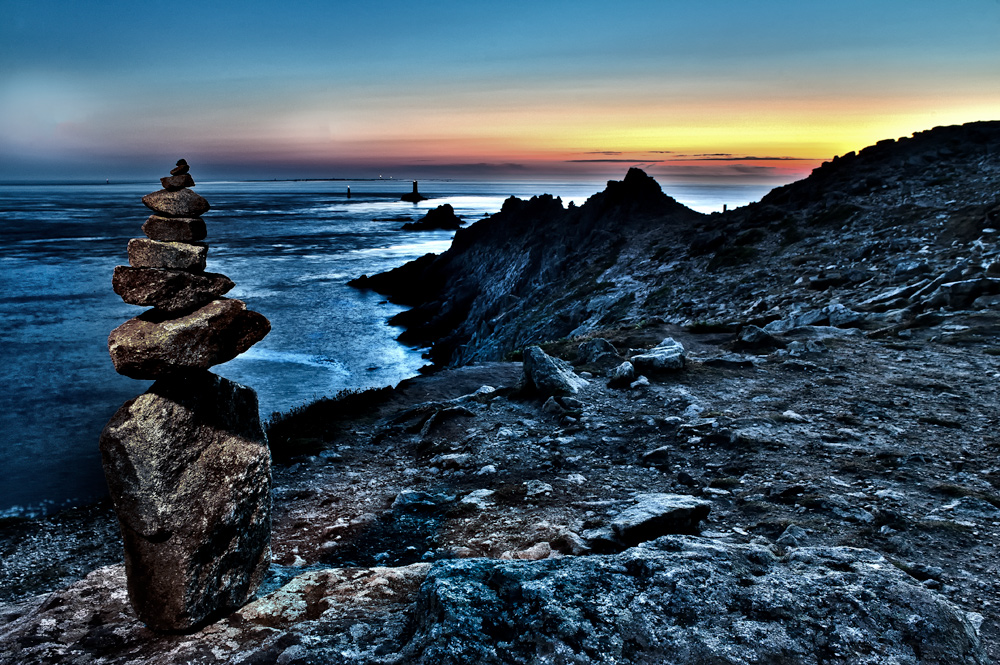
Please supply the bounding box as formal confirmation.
[98,372,271,631]
[108,298,270,379]
[142,188,211,218]
[522,345,589,396]
[401,204,462,231]
[142,215,207,242]
[736,324,780,349]
[112,266,235,313]
[127,238,207,271]
[630,336,685,372]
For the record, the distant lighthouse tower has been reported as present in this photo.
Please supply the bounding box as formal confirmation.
[401,180,427,203]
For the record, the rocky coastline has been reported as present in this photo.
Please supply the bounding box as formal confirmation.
[3,121,1000,662]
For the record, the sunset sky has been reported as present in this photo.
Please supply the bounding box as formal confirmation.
[2,0,998,183]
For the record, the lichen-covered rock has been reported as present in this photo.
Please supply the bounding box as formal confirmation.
[127,238,207,271]
[142,215,207,242]
[98,372,271,632]
[112,266,234,313]
[108,298,270,379]
[142,188,210,218]
[0,539,987,663]
[522,345,589,396]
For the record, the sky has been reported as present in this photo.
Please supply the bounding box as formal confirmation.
[1,0,999,183]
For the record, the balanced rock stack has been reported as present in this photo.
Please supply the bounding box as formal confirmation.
[99,159,273,632]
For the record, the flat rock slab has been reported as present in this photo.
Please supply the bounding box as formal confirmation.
[113,266,234,313]
[142,215,207,242]
[0,538,987,663]
[142,188,210,218]
[127,238,207,271]
[108,298,270,379]
[631,336,686,372]
[523,345,589,396]
[98,373,271,632]
[609,493,711,544]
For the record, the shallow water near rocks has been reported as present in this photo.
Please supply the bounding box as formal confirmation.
[0,178,772,517]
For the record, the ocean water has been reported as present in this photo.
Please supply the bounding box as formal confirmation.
[0,177,774,517]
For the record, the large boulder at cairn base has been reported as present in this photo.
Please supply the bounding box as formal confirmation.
[142,188,210,217]
[99,372,271,631]
[108,298,270,379]
[128,237,207,271]
[142,215,207,242]
[113,266,235,313]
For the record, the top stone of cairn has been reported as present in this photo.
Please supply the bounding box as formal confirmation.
[142,159,209,217]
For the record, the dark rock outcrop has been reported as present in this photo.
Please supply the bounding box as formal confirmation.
[401,204,462,231]
[522,345,589,396]
[99,373,271,632]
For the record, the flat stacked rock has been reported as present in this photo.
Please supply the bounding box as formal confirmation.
[100,159,273,632]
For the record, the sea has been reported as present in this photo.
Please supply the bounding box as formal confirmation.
[0,177,776,517]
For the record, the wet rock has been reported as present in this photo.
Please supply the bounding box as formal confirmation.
[112,266,235,313]
[108,298,271,379]
[522,345,589,396]
[142,188,211,218]
[159,174,195,191]
[142,215,207,242]
[630,337,685,372]
[98,372,271,631]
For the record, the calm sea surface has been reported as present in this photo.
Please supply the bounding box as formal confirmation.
[0,178,774,516]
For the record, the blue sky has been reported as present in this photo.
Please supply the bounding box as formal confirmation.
[2,0,999,181]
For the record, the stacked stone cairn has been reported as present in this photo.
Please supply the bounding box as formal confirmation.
[99,159,273,632]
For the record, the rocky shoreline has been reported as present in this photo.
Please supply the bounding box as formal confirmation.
[3,122,1000,662]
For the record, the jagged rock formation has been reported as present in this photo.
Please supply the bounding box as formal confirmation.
[351,167,701,364]
[99,159,272,632]
[353,122,1000,367]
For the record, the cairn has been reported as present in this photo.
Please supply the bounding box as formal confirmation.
[99,159,273,632]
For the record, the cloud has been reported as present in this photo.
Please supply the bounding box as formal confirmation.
[565,158,666,163]
[582,151,624,155]
[670,155,814,161]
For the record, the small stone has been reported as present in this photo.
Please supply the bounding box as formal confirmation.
[160,174,195,191]
[578,338,620,364]
[641,446,672,467]
[142,188,210,218]
[775,524,809,549]
[112,266,234,313]
[524,480,553,496]
[142,215,207,242]
[630,375,651,389]
[170,159,190,176]
[127,238,207,271]
[542,396,566,414]
[108,298,270,379]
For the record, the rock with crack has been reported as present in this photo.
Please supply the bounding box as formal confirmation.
[98,372,271,632]
[522,345,589,396]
